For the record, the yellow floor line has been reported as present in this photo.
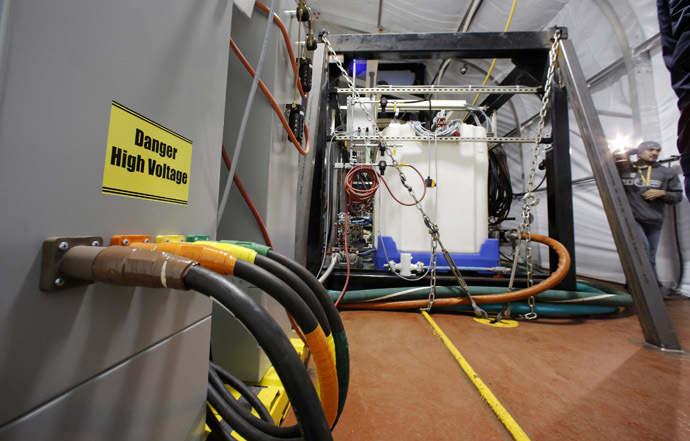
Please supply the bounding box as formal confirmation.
[421,311,531,441]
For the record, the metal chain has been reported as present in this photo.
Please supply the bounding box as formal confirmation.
[422,239,439,311]
[323,34,485,317]
[520,29,562,320]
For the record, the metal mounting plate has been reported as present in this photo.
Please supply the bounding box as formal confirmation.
[39,236,103,291]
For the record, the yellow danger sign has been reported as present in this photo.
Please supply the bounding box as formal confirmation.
[102,102,192,205]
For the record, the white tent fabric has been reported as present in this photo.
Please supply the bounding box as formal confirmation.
[309,0,689,294]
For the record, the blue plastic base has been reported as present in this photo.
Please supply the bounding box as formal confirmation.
[374,236,499,272]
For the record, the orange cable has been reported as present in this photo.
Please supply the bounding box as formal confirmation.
[377,164,427,206]
[230,39,310,156]
[254,0,307,99]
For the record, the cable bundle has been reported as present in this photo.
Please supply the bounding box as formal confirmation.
[50,242,349,441]
[344,165,379,211]
[409,120,463,137]
[488,146,513,225]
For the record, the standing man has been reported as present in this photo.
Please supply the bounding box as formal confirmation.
[657,0,690,200]
[619,141,682,289]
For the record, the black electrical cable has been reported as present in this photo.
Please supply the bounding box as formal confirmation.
[512,173,547,197]
[227,258,338,434]
[233,259,320,336]
[266,250,350,425]
[210,361,273,424]
[209,364,300,439]
[183,266,332,441]
[253,254,331,336]
[206,402,237,441]
[208,383,302,441]
[488,146,513,225]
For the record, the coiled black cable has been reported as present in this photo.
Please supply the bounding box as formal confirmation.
[210,361,273,423]
[233,259,321,338]
[208,384,302,441]
[206,402,234,441]
[253,254,331,336]
[266,250,350,425]
[211,258,338,437]
[209,364,300,439]
[488,146,513,225]
[183,266,332,441]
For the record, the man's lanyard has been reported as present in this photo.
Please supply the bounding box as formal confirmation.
[637,166,652,187]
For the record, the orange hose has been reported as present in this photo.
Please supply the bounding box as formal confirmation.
[339,234,571,310]
[254,0,307,99]
[230,39,310,156]
[304,328,339,427]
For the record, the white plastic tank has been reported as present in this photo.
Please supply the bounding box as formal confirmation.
[375,121,489,254]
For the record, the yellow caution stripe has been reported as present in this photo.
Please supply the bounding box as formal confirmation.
[421,311,530,441]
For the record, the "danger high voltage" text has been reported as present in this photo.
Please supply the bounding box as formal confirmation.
[110,146,188,184]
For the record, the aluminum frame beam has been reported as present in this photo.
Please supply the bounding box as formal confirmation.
[558,39,680,350]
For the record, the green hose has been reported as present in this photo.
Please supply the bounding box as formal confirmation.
[328,284,633,307]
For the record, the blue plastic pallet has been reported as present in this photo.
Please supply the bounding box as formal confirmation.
[373,236,499,272]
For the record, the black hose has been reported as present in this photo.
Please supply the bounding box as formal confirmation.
[254,254,331,336]
[209,364,301,439]
[488,146,513,225]
[206,402,236,441]
[183,266,332,441]
[233,259,320,335]
[208,384,302,441]
[210,360,273,423]
[266,250,350,425]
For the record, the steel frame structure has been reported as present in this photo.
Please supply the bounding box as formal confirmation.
[300,30,679,350]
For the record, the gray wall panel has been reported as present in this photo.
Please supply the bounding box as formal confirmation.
[0,0,230,427]
[217,0,300,259]
[0,318,212,441]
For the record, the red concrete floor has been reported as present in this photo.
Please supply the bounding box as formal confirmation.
[327,298,690,441]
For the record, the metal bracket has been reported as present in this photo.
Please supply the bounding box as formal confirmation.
[39,236,103,291]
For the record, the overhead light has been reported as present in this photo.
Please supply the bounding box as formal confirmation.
[608,134,631,152]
